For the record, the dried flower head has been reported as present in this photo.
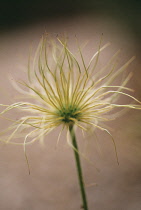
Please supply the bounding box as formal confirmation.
[0,36,141,158]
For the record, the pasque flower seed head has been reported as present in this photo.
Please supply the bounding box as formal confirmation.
[0,36,140,156]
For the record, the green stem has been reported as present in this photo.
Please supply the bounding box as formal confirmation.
[69,125,88,210]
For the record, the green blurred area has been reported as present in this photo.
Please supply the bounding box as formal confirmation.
[0,0,141,41]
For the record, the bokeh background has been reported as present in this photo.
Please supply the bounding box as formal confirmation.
[0,1,141,210]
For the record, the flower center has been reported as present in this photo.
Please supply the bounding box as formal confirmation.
[58,105,80,123]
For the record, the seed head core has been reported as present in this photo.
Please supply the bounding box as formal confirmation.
[58,105,81,123]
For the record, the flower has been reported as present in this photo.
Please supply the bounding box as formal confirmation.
[0,36,141,155]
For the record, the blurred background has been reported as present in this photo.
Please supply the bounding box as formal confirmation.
[0,1,141,210]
